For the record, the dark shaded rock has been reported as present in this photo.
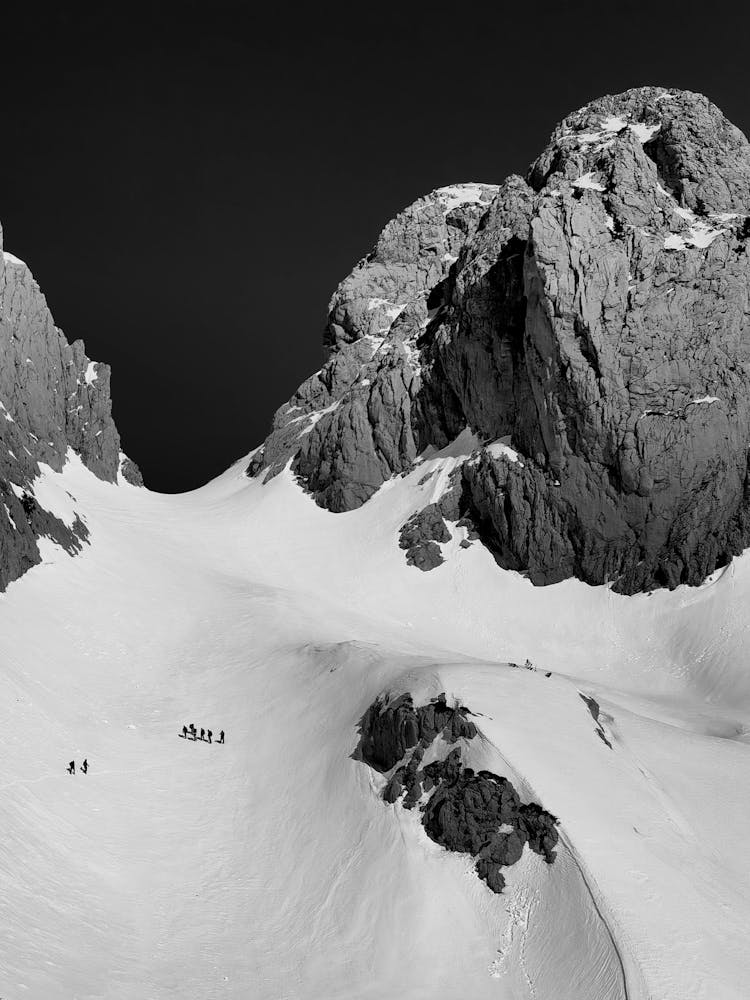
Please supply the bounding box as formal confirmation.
[356,691,479,774]
[358,693,420,773]
[421,759,522,854]
[247,185,498,501]
[398,474,485,572]
[420,755,559,892]
[579,693,613,749]
[383,744,426,807]
[518,803,559,863]
[250,87,750,595]
[383,767,405,804]
[399,503,450,571]
[359,691,559,894]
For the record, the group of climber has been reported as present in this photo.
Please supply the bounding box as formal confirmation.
[180,723,224,744]
[67,759,88,774]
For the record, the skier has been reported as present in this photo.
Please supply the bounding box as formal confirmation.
[200,728,206,741]
[181,725,188,739]
[67,760,75,774]
[207,729,212,744]
[218,730,225,744]
[81,759,88,774]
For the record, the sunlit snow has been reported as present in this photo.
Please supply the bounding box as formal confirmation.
[573,172,605,192]
[1,435,750,999]
[435,183,498,214]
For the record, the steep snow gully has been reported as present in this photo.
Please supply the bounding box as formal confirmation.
[2,451,750,999]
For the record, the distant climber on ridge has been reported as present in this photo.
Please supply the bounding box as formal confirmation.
[218,730,225,744]
[207,729,212,744]
[200,728,205,741]
[81,759,88,774]
[67,760,75,774]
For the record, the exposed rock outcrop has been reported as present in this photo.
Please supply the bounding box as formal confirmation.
[247,185,499,510]
[0,234,141,590]
[357,691,558,894]
[250,88,750,594]
[357,691,477,773]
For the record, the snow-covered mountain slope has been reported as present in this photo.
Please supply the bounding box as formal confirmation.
[2,446,749,999]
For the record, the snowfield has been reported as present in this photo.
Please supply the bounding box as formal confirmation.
[2,443,750,999]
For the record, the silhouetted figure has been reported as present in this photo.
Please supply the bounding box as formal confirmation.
[200,728,206,741]
[207,729,212,744]
[67,760,75,774]
[81,759,88,774]
[218,730,225,744]
[181,725,188,739]
[189,723,197,740]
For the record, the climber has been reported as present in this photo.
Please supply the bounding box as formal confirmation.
[67,760,75,774]
[207,729,212,744]
[200,728,206,741]
[81,759,88,774]
[189,723,197,740]
[181,725,188,739]
[218,730,225,744]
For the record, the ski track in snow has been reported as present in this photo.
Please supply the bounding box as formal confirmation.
[1,448,749,998]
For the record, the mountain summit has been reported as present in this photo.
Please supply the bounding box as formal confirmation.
[250,86,750,593]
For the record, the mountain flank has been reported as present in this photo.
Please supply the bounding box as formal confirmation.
[0,234,140,590]
[250,87,750,594]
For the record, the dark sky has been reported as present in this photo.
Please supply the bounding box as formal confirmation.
[2,2,748,492]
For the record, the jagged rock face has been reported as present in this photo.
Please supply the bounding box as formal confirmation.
[247,185,499,511]
[356,692,559,894]
[250,87,750,593]
[0,232,141,590]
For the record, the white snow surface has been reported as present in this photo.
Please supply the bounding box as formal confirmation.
[83,361,98,386]
[435,183,498,213]
[664,219,726,250]
[628,121,660,142]
[484,437,522,464]
[1,442,750,998]
[571,115,660,150]
[572,172,605,192]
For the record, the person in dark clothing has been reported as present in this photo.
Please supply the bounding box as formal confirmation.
[200,728,205,741]
[67,760,75,774]
[189,723,197,740]
[81,759,88,774]
[207,729,212,744]
[181,725,188,739]
[218,730,224,744]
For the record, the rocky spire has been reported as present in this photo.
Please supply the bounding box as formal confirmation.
[249,87,750,594]
[0,227,141,590]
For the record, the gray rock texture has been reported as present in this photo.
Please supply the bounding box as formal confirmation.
[250,88,750,594]
[247,184,499,510]
[0,231,141,590]
[357,690,558,894]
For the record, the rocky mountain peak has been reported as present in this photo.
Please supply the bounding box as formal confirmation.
[0,227,141,590]
[249,87,750,594]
